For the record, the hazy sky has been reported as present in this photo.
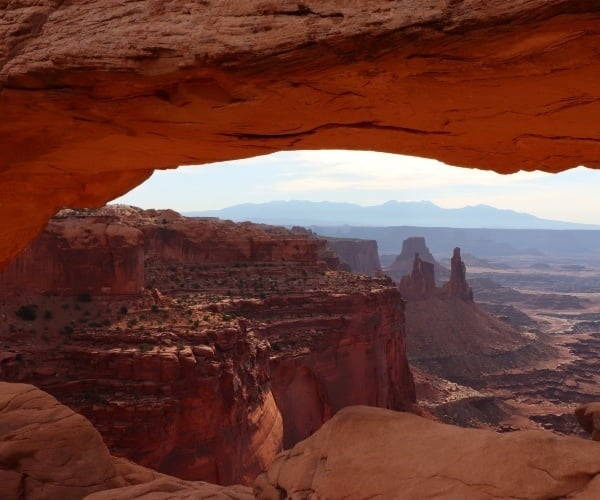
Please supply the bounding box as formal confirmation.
[112,150,600,224]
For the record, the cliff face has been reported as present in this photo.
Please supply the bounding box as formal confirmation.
[141,219,324,265]
[0,308,282,485]
[386,237,447,283]
[0,207,416,484]
[262,287,414,448]
[199,271,417,449]
[0,215,144,296]
[443,247,474,301]
[0,382,254,499]
[325,238,381,276]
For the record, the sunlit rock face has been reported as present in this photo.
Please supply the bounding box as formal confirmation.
[0,212,145,296]
[266,287,417,448]
[254,406,600,499]
[1,2,600,269]
[0,208,418,485]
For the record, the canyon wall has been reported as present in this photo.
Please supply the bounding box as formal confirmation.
[0,214,144,296]
[141,219,324,265]
[2,3,600,498]
[260,287,414,448]
[326,238,381,276]
[0,382,254,499]
[0,314,282,486]
[0,208,416,484]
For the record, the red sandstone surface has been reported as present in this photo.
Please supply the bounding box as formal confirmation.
[0,382,253,499]
[0,206,416,485]
[1,3,600,271]
[255,405,600,499]
[2,3,600,498]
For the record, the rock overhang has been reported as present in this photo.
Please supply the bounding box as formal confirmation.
[1,1,600,269]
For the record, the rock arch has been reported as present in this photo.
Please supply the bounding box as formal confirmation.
[1,1,599,268]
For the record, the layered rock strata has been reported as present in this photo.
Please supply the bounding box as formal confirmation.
[227,284,416,448]
[1,3,600,271]
[325,238,381,276]
[0,213,144,296]
[0,382,253,499]
[0,207,416,484]
[386,236,447,283]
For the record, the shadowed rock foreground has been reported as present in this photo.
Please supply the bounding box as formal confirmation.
[3,382,600,499]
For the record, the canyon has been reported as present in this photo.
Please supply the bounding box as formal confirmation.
[389,238,600,441]
[0,206,416,485]
[395,244,549,386]
[2,2,600,498]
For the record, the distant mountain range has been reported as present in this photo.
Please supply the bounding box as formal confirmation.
[185,200,600,230]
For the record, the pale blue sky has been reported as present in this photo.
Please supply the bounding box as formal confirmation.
[112,150,600,224]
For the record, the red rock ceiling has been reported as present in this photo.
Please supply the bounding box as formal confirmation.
[1,2,599,269]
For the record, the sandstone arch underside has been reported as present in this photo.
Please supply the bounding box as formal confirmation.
[1,1,599,270]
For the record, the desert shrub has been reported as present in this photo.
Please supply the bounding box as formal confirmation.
[138,343,153,352]
[76,292,92,302]
[16,305,37,321]
[119,306,128,315]
[63,325,74,335]
[127,318,138,328]
[43,310,53,320]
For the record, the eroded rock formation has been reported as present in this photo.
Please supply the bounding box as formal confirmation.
[386,236,447,283]
[2,2,600,498]
[396,243,470,301]
[325,238,381,276]
[0,382,253,499]
[444,247,474,301]
[0,207,416,485]
[395,242,553,388]
[1,3,600,271]
[398,252,436,300]
[0,211,145,296]
[254,405,600,499]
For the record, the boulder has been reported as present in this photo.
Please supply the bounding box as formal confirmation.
[254,405,600,499]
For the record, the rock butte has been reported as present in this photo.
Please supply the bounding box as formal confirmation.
[2,2,600,498]
[1,2,600,270]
